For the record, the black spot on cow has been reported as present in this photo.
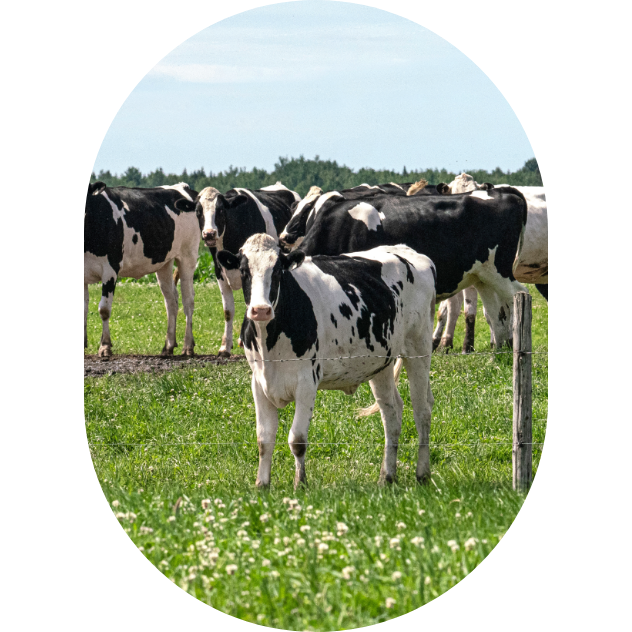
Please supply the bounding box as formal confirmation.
[339,303,353,320]
[240,314,259,354]
[84,187,124,274]
[351,326,355,337]
[102,277,116,298]
[330,313,338,327]
[312,255,398,352]
[264,268,318,357]
[498,305,507,324]
[132,234,138,244]
[393,254,415,284]
[391,283,400,296]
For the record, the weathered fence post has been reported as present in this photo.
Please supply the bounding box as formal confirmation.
[512,292,532,492]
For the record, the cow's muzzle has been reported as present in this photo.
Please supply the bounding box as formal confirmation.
[202,229,217,246]
[248,306,274,321]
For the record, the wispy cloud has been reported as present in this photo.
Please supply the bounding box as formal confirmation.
[150,63,290,84]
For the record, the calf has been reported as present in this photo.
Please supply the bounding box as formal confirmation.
[433,174,547,351]
[175,182,299,356]
[297,188,528,348]
[84,181,201,357]
[217,234,436,489]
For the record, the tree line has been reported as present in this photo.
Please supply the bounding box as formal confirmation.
[91,156,543,198]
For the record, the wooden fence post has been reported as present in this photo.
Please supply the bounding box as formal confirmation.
[513,292,532,492]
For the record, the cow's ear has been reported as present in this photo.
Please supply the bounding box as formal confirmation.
[480,182,494,191]
[217,250,241,270]
[290,200,300,212]
[280,250,305,271]
[89,181,107,196]
[226,194,249,209]
[174,198,196,212]
[436,183,451,194]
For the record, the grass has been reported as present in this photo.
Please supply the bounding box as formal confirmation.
[84,281,547,630]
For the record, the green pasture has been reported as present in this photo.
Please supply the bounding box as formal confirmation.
[85,281,548,630]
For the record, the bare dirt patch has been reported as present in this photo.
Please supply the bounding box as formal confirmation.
[84,353,246,377]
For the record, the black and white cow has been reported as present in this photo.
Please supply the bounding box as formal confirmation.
[217,234,436,489]
[84,181,201,357]
[174,182,299,356]
[278,181,452,251]
[432,173,547,352]
[296,188,528,348]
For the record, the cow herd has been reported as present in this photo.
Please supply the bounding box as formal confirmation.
[84,175,547,488]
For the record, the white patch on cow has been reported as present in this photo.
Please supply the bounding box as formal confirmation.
[197,186,222,236]
[240,234,280,318]
[260,181,301,202]
[236,188,279,241]
[447,173,477,194]
[389,182,406,191]
[101,192,125,222]
[347,202,384,231]
[470,190,492,201]
[159,182,194,201]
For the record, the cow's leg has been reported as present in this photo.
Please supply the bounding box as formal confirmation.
[217,277,235,358]
[535,283,548,301]
[178,257,197,356]
[288,384,317,490]
[252,374,279,489]
[432,300,448,350]
[404,356,434,484]
[437,293,463,352]
[483,306,496,347]
[474,279,527,349]
[98,276,116,358]
[84,283,89,349]
[370,367,404,484]
[462,286,479,353]
[155,262,179,356]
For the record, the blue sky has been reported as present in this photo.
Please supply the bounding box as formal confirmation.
[94,1,535,176]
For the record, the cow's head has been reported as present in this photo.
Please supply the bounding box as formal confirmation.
[446,173,479,194]
[217,234,305,322]
[175,187,248,248]
[279,186,323,251]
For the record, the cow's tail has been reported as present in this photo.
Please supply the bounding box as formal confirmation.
[510,188,528,277]
[357,357,404,417]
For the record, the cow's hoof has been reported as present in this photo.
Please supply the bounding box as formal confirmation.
[432,338,441,351]
[98,345,112,358]
[218,350,231,358]
[378,473,395,486]
[255,480,270,490]
[183,347,195,357]
[461,346,474,354]
[161,346,175,357]
[416,472,431,485]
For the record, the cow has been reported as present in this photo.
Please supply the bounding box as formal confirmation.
[173,182,299,356]
[278,180,452,251]
[296,187,528,349]
[84,181,201,358]
[216,234,436,489]
[432,173,547,352]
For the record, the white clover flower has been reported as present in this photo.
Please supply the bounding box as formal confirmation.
[270,570,280,578]
[455,513,461,519]
[282,497,290,504]
[214,498,222,505]
[410,536,425,546]
[167,516,176,523]
[336,522,349,535]
[424,576,431,585]
[431,545,440,554]
[262,559,271,567]
[219,518,228,523]
[374,536,383,546]
[205,515,215,522]
[201,499,211,510]
[464,537,478,551]
[300,525,311,533]
[447,540,460,552]
[283,537,291,546]
[274,537,281,545]
[241,521,250,528]
[385,597,396,609]
[389,538,400,549]
[318,543,329,552]
[341,566,356,580]
[396,522,406,531]
[237,530,247,537]
[225,564,238,575]
[259,513,270,523]
[111,500,120,508]
[391,571,402,581]
[248,557,255,563]
[139,526,153,535]
[297,538,306,546]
